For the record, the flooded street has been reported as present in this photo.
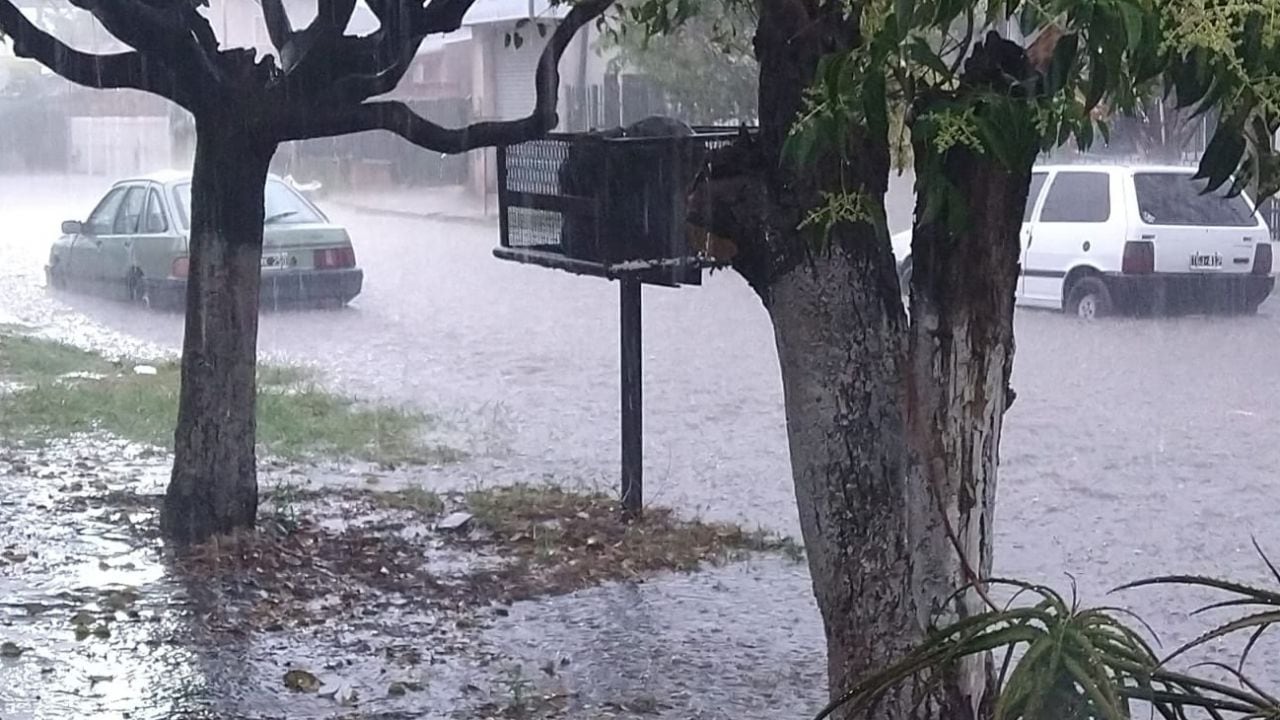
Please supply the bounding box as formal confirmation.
[5,173,1280,717]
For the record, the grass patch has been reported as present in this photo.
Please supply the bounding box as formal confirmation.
[458,484,804,599]
[0,333,115,381]
[0,332,460,465]
[373,485,445,514]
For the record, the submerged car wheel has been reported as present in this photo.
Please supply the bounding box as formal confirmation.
[47,263,67,290]
[1065,277,1114,320]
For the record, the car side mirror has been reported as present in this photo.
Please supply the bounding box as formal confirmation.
[62,220,84,235]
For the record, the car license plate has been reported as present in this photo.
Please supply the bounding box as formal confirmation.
[261,252,291,270]
[1189,252,1223,270]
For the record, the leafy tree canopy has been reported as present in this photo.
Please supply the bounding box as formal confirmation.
[598,0,758,125]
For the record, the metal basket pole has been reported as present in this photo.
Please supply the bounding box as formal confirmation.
[619,274,643,518]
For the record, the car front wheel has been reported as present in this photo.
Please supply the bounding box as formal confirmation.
[47,264,66,290]
[1065,277,1114,320]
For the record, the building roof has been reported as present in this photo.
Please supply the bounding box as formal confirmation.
[462,0,567,25]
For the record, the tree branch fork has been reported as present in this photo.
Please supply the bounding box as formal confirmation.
[0,0,614,152]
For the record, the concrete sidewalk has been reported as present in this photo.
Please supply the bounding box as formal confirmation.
[326,185,498,226]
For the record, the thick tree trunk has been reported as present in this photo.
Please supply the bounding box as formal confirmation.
[767,240,934,716]
[765,154,1027,719]
[160,123,276,544]
[733,5,1037,718]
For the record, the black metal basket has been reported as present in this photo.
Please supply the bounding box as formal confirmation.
[495,129,738,286]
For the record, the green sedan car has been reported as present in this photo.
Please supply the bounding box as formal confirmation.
[46,171,363,310]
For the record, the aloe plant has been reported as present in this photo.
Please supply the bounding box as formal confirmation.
[814,551,1280,720]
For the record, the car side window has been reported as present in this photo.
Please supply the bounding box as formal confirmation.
[1039,172,1111,223]
[143,188,169,234]
[84,187,128,235]
[114,186,147,235]
[1023,172,1048,222]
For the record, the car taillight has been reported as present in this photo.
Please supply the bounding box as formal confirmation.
[313,247,355,269]
[171,256,190,278]
[1122,241,1155,274]
[1253,243,1273,275]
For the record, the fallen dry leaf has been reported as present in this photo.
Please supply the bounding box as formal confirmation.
[0,642,26,658]
[284,668,321,693]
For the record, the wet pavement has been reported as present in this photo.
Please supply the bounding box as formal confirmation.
[4,174,1280,717]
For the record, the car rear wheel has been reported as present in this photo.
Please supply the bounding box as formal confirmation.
[1065,277,1113,320]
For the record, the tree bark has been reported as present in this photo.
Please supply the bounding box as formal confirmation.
[767,240,930,715]
[762,165,1024,720]
[160,121,277,544]
[726,5,1038,719]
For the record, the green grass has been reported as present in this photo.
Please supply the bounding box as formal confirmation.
[372,485,445,514]
[0,332,461,465]
[0,333,116,381]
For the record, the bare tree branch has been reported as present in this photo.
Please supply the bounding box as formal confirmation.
[260,0,294,52]
[277,100,545,150]
[66,0,224,86]
[416,0,477,35]
[316,0,358,38]
[272,0,358,74]
[274,0,613,147]
[0,0,196,108]
[320,0,485,102]
[68,0,186,55]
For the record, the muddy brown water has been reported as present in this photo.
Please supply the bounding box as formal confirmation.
[4,175,1280,717]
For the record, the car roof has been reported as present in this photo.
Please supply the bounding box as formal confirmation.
[1034,163,1200,174]
[116,170,290,187]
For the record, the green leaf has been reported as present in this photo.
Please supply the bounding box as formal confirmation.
[782,124,818,168]
[894,0,914,27]
[1075,119,1095,152]
[975,113,1014,169]
[1118,1,1143,52]
[1195,125,1247,192]
[1240,12,1265,73]
[1166,610,1280,665]
[1045,32,1079,96]
[1084,50,1108,112]
[1118,575,1280,605]
[908,37,952,79]
[863,70,889,144]
[1171,50,1213,109]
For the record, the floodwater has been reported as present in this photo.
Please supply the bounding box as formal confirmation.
[3,174,1280,717]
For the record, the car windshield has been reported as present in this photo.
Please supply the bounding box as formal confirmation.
[1133,172,1258,227]
[171,180,324,228]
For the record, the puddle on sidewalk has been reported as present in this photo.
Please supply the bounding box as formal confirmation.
[0,439,824,720]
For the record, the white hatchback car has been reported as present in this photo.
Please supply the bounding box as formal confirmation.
[892,164,1277,317]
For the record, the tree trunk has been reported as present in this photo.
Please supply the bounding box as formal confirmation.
[160,122,276,544]
[764,150,1028,719]
[767,239,934,716]
[733,6,1038,718]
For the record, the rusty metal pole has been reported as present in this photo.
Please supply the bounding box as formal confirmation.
[619,275,643,519]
